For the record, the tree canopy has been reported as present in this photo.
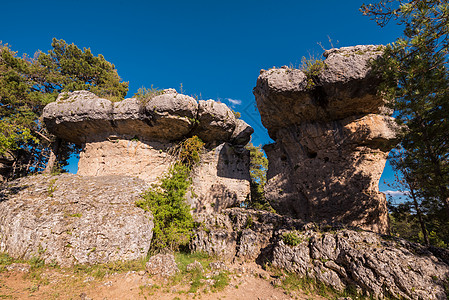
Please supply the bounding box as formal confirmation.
[0,38,128,180]
[362,0,449,246]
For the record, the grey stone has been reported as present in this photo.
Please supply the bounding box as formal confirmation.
[209,261,229,271]
[192,208,449,300]
[192,100,236,143]
[145,254,179,277]
[43,90,248,145]
[0,174,153,267]
[231,119,254,146]
[254,45,397,233]
[186,260,204,272]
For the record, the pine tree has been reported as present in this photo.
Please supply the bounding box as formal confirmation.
[362,0,449,245]
[0,39,128,179]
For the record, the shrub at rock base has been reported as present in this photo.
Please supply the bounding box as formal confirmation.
[136,136,204,252]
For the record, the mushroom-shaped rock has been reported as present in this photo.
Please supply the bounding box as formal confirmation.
[254,45,385,140]
[42,89,253,212]
[254,45,396,234]
[43,90,199,143]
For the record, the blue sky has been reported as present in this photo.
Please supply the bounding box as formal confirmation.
[2,0,405,194]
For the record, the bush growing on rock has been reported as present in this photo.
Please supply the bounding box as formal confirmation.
[282,232,302,246]
[136,136,204,252]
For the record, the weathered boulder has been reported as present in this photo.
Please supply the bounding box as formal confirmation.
[43,89,252,145]
[191,208,449,300]
[253,45,396,233]
[272,230,449,299]
[145,254,179,277]
[42,90,253,210]
[192,100,236,143]
[0,174,153,267]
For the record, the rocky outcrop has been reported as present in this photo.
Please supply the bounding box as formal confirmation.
[42,90,253,211]
[0,174,153,267]
[43,89,252,146]
[253,45,397,233]
[191,208,449,300]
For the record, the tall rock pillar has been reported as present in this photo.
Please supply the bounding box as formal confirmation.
[254,45,397,234]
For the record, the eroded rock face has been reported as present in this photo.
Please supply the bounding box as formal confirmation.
[42,90,253,210]
[253,45,396,233]
[0,174,153,267]
[43,90,252,145]
[191,208,449,300]
[188,143,251,214]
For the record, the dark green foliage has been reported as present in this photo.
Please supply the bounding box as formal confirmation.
[0,39,128,179]
[36,38,128,102]
[136,136,204,252]
[136,163,195,252]
[245,143,274,212]
[363,0,449,246]
[282,232,302,246]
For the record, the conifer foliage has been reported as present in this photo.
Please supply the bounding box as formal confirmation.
[0,38,128,179]
[363,0,449,246]
[136,136,204,252]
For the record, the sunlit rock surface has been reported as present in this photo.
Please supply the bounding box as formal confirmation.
[254,45,397,234]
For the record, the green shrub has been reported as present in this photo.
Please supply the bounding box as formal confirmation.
[137,163,194,252]
[134,85,164,104]
[300,55,325,89]
[231,109,241,119]
[282,232,302,246]
[178,135,204,167]
[137,136,204,252]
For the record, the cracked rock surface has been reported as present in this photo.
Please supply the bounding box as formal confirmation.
[43,90,252,145]
[253,45,397,233]
[192,208,449,300]
[0,174,153,267]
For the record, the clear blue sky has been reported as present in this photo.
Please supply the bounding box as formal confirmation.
[1,0,405,194]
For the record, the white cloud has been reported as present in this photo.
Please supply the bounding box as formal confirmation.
[226,98,242,106]
[382,190,409,198]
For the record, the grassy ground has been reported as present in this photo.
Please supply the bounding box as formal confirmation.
[0,252,353,300]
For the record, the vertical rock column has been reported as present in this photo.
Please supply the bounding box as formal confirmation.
[254,45,397,234]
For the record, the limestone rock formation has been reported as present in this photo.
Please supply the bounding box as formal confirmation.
[253,45,397,233]
[43,90,251,145]
[191,208,449,300]
[0,174,153,267]
[42,90,253,211]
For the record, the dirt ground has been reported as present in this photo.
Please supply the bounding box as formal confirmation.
[0,263,325,300]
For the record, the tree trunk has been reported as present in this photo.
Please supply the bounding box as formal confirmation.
[43,138,61,174]
[409,183,429,246]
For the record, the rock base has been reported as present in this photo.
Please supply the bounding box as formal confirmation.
[191,208,449,299]
[0,174,153,267]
